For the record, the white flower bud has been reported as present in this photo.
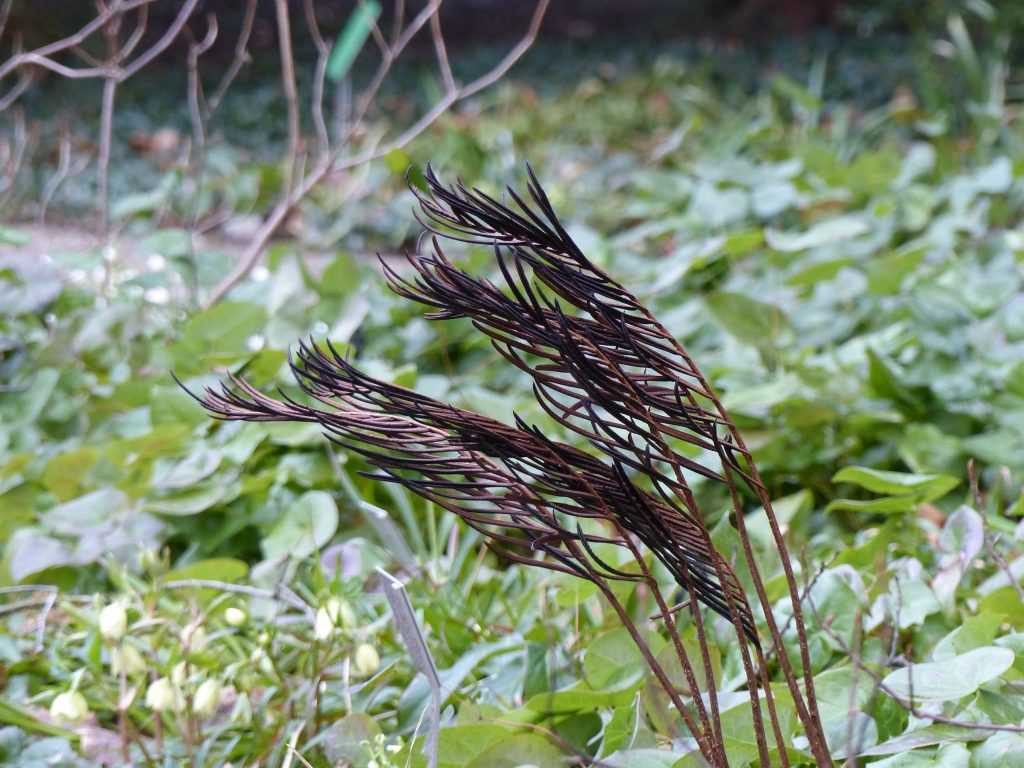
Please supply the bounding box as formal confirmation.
[354,643,380,677]
[193,679,222,718]
[337,599,356,629]
[231,692,252,725]
[172,661,188,687]
[180,623,207,653]
[314,597,355,640]
[138,547,167,576]
[50,690,89,724]
[99,602,128,642]
[314,607,334,641]
[224,607,247,627]
[145,677,184,713]
[110,645,146,676]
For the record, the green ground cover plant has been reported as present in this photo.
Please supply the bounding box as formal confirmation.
[4,7,1024,765]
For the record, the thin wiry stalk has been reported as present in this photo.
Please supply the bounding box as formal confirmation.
[182,167,832,767]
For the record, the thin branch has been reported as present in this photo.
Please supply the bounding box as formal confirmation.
[163,579,315,620]
[206,0,257,116]
[203,0,550,307]
[302,0,330,157]
[0,0,153,82]
[429,6,456,94]
[0,0,12,42]
[274,0,302,194]
[39,119,89,225]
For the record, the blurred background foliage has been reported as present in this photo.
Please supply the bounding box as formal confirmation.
[4,0,1024,765]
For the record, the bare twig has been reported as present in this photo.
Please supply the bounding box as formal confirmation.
[204,0,550,307]
[39,120,90,225]
[206,0,257,116]
[274,0,302,194]
[0,0,12,41]
[163,579,315,620]
[302,0,330,158]
[0,0,196,87]
[0,106,26,210]
[0,70,31,111]
[430,8,456,93]
[97,77,117,237]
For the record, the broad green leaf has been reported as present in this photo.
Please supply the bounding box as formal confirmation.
[324,713,382,768]
[466,733,564,768]
[583,628,646,690]
[825,497,919,515]
[932,614,1003,661]
[706,291,790,346]
[972,732,1024,768]
[765,215,869,252]
[144,481,236,516]
[831,466,959,501]
[867,743,969,767]
[164,558,249,583]
[882,647,1014,702]
[525,680,639,714]
[168,301,267,374]
[262,491,338,560]
[861,725,992,757]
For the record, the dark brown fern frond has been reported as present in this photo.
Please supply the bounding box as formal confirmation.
[187,373,619,584]
[184,166,833,768]
[183,365,732,761]
[285,338,756,641]
[410,167,831,767]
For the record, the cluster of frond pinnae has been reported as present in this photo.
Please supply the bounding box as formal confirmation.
[183,166,832,767]
[190,338,756,643]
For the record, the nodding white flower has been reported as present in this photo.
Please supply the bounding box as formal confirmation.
[337,599,356,629]
[50,690,89,724]
[138,547,167,576]
[193,679,222,717]
[231,692,253,725]
[145,677,184,713]
[172,661,189,687]
[314,597,355,640]
[314,607,334,641]
[354,643,380,677]
[110,645,147,676]
[224,607,247,627]
[99,602,128,642]
[180,623,207,653]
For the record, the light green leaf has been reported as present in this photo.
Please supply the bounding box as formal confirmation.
[765,215,869,252]
[706,291,790,346]
[164,558,249,583]
[583,628,646,690]
[831,466,959,501]
[262,491,338,560]
[882,647,1014,702]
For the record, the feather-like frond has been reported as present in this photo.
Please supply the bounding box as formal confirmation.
[182,165,833,767]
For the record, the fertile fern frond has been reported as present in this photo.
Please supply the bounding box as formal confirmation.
[182,166,833,768]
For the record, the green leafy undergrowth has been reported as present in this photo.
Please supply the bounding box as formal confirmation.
[5,15,1024,764]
